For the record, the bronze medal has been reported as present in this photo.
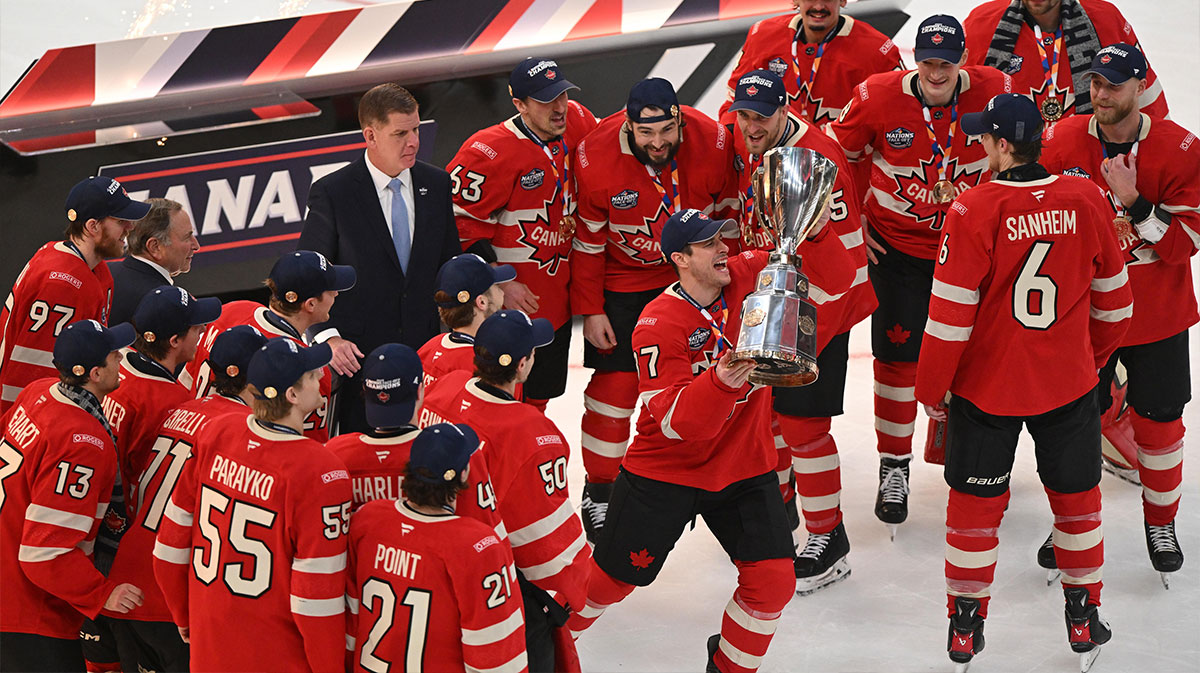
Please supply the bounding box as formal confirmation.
[1041,95,1063,122]
[932,180,956,204]
[1113,215,1132,239]
[559,214,576,236]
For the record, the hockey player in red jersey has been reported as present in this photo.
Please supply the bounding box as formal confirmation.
[719,0,902,126]
[914,94,1132,673]
[417,254,514,392]
[1040,44,1198,588]
[965,0,1168,124]
[153,339,352,673]
[730,70,874,595]
[346,423,528,673]
[182,250,355,441]
[826,15,1012,536]
[566,208,849,673]
[98,286,221,672]
[421,310,589,673]
[571,78,739,542]
[0,176,149,413]
[450,57,597,413]
[0,320,144,673]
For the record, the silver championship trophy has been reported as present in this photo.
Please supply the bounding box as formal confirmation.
[733,146,838,386]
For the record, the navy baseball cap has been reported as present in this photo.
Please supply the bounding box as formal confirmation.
[1086,43,1147,84]
[474,309,554,367]
[65,177,152,224]
[510,57,578,103]
[627,78,680,124]
[269,251,356,303]
[914,15,966,63]
[660,209,738,259]
[729,70,788,117]
[961,93,1044,142]
[53,319,136,377]
[247,338,332,400]
[408,423,480,484]
[435,254,516,308]
[363,343,423,429]
[208,325,268,378]
[132,285,222,344]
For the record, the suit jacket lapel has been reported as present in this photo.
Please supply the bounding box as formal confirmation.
[408,164,431,265]
[351,158,403,273]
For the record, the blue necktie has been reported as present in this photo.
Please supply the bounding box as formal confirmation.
[387,177,411,273]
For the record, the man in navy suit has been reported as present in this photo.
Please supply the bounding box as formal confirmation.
[109,198,200,325]
[299,83,461,434]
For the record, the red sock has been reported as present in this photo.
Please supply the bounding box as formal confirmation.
[715,558,794,673]
[1130,413,1185,525]
[581,371,639,483]
[778,415,840,533]
[564,558,636,639]
[945,489,1008,619]
[873,360,917,458]
[1046,486,1104,604]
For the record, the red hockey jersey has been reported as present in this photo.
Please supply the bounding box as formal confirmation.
[827,67,1012,259]
[732,114,877,351]
[626,249,845,491]
[421,372,589,616]
[0,380,118,639]
[417,331,474,390]
[346,499,527,673]
[571,107,740,313]
[720,13,903,125]
[451,101,598,330]
[0,243,114,413]
[326,428,507,543]
[183,300,332,441]
[103,394,246,623]
[1042,113,1200,346]
[964,0,1168,121]
[915,172,1133,416]
[154,414,352,673]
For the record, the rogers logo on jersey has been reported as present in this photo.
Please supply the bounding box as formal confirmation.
[611,189,639,210]
[951,202,968,215]
[73,433,105,449]
[521,168,545,190]
[1182,133,1196,151]
[886,127,915,149]
[473,535,500,553]
[471,141,497,160]
[49,271,82,288]
[321,469,349,483]
[535,434,563,446]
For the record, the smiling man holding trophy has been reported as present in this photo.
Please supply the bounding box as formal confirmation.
[565,149,852,672]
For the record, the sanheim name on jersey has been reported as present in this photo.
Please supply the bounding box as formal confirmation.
[1006,209,1077,241]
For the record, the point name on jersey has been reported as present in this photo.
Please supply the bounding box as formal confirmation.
[375,543,421,579]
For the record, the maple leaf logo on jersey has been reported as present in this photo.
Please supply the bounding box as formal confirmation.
[613,202,670,266]
[630,548,655,569]
[513,209,569,275]
[886,323,910,345]
[892,157,983,231]
[104,508,128,534]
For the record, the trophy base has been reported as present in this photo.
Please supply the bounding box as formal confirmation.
[735,349,819,387]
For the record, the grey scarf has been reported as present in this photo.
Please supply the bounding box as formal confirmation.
[983,0,1103,114]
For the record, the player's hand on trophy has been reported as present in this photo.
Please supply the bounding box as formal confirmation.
[583,313,618,351]
[862,215,886,265]
[806,201,833,240]
[715,350,758,389]
[503,280,540,314]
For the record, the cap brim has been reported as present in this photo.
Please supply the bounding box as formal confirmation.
[190,296,223,326]
[110,200,152,222]
[454,424,480,456]
[689,217,739,246]
[492,264,517,284]
[528,79,578,103]
[959,111,991,137]
[914,48,964,64]
[1085,67,1133,85]
[728,100,780,118]
[107,323,137,351]
[530,317,555,349]
[301,342,333,372]
[330,264,357,292]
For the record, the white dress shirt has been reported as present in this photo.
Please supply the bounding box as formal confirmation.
[364,151,416,246]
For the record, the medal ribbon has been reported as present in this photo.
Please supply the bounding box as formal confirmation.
[1032,24,1064,100]
[920,95,958,186]
[791,23,837,117]
[1099,117,1143,218]
[646,160,681,212]
[524,121,573,214]
[678,286,734,359]
[744,153,763,226]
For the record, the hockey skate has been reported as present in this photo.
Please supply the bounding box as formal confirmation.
[947,597,985,672]
[1038,531,1061,585]
[1064,587,1111,673]
[794,522,850,596]
[1100,453,1140,485]
[579,480,612,545]
[1145,520,1184,589]
[705,634,721,673]
[874,456,910,540]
